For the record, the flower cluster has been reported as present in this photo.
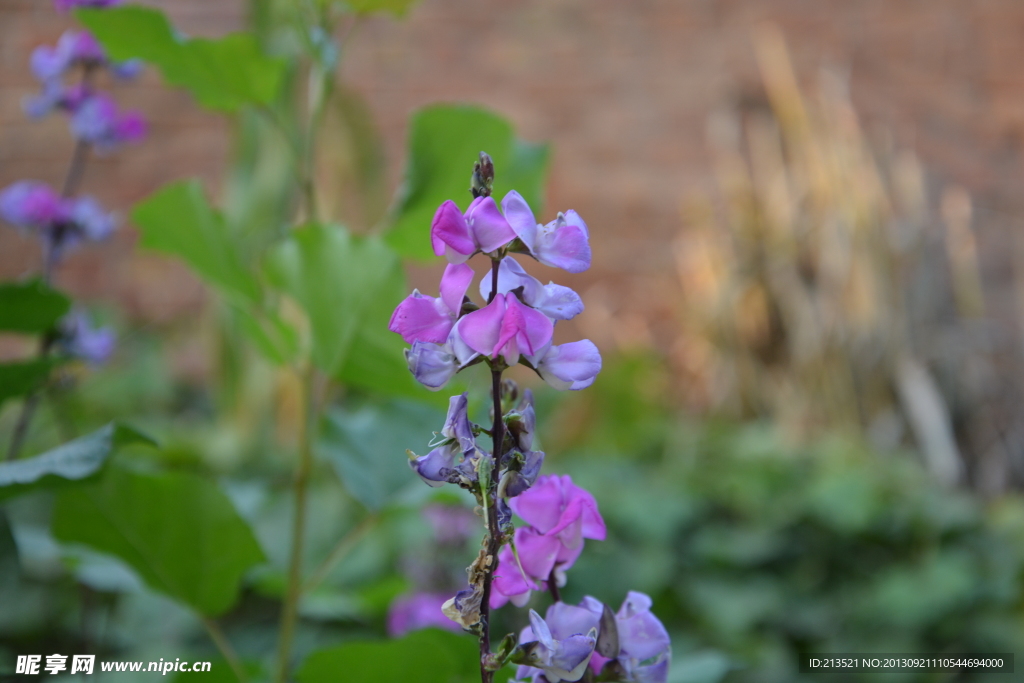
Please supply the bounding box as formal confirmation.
[389,190,601,392]
[513,593,671,683]
[391,155,670,683]
[1,0,143,273]
[491,475,606,609]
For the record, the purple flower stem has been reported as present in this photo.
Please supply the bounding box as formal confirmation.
[547,567,561,603]
[5,64,96,462]
[478,253,504,683]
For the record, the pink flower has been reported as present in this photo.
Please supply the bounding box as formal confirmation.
[502,191,591,273]
[430,197,517,264]
[388,263,473,344]
[528,340,602,391]
[458,292,554,366]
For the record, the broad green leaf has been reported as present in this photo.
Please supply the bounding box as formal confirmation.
[319,399,444,510]
[341,0,419,17]
[0,423,155,502]
[132,180,260,303]
[265,224,405,379]
[52,466,266,616]
[76,6,285,112]
[229,304,299,366]
[0,280,70,333]
[386,105,549,259]
[296,629,478,683]
[0,358,58,409]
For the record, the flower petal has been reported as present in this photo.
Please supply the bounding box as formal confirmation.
[404,341,458,390]
[535,212,592,273]
[502,190,538,252]
[439,262,474,317]
[458,293,506,358]
[430,200,474,260]
[388,291,453,344]
[536,340,602,391]
[466,196,516,253]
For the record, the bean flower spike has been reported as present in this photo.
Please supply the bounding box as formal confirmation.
[389,153,670,683]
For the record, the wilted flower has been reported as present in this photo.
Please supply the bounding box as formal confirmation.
[502,191,591,273]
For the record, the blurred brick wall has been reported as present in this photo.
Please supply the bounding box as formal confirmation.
[1,0,1023,350]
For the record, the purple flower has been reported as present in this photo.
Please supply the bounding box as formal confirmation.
[587,592,671,683]
[479,257,584,321]
[502,191,591,273]
[388,263,473,344]
[59,310,115,365]
[68,195,116,241]
[409,442,462,487]
[387,592,463,637]
[441,392,475,453]
[422,503,477,545]
[31,31,106,82]
[511,475,606,548]
[54,0,121,12]
[491,525,564,609]
[528,340,602,391]
[499,448,545,499]
[514,607,598,683]
[70,93,146,152]
[0,182,65,229]
[458,293,553,366]
[430,197,516,264]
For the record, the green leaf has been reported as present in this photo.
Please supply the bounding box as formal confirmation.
[0,280,70,333]
[0,423,156,502]
[0,358,58,409]
[341,0,419,17]
[52,466,265,616]
[318,399,445,510]
[386,105,549,259]
[297,629,479,683]
[76,6,285,112]
[132,180,260,303]
[265,224,407,381]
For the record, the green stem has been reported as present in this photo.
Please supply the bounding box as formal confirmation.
[202,617,248,683]
[302,513,377,594]
[274,365,318,683]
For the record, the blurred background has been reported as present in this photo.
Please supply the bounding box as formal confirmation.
[3,1,1024,682]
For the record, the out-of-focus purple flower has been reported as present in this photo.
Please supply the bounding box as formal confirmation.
[0,181,65,230]
[422,503,477,545]
[59,310,115,365]
[54,0,121,12]
[529,340,602,391]
[70,93,146,152]
[479,257,584,321]
[430,197,516,264]
[458,292,553,366]
[514,608,598,683]
[586,592,671,683]
[70,94,146,150]
[387,592,463,637]
[68,195,116,241]
[502,191,591,273]
[389,263,473,344]
[31,31,106,82]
